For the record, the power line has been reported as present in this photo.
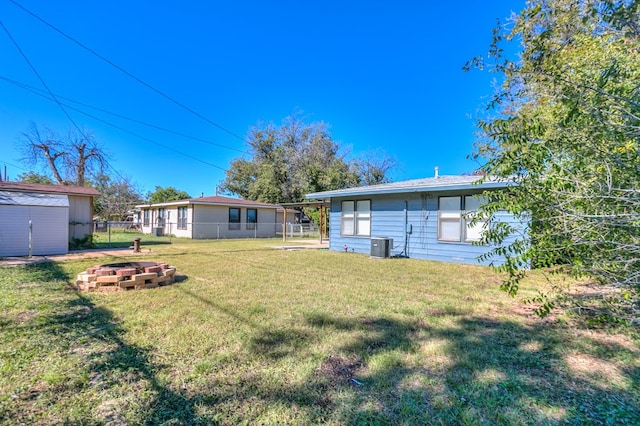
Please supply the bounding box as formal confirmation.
[9,0,247,143]
[0,76,250,155]
[1,18,130,184]
[0,76,228,171]
[0,19,85,138]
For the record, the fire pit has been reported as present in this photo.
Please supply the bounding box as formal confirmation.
[75,261,177,292]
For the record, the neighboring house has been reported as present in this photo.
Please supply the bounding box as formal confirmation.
[136,196,296,239]
[0,182,99,257]
[305,175,523,266]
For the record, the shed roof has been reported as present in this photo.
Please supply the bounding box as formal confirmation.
[0,191,69,207]
[0,181,99,196]
[305,175,511,199]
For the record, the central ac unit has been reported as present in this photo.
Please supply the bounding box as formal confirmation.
[370,237,392,258]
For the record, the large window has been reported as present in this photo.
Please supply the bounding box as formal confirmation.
[341,200,371,236]
[157,208,166,227]
[143,209,150,226]
[177,207,188,230]
[229,208,241,230]
[464,195,488,242]
[246,208,257,230]
[437,195,488,242]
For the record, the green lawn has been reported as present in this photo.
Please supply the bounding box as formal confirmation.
[1,239,638,425]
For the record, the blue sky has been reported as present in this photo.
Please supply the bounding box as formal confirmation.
[0,1,522,197]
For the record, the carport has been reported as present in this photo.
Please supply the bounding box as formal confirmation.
[279,201,330,243]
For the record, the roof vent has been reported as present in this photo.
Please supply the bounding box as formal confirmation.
[434,166,440,179]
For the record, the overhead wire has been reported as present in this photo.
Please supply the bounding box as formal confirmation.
[8,0,247,143]
[0,76,250,156]
[0,76,228,171]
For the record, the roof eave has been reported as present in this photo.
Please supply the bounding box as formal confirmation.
[305,181,511,199]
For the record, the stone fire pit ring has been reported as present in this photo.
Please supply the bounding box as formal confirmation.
[76,261,177,292]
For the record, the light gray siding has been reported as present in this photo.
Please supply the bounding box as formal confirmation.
[329,190,523,266]
[192,205,278,239]
[0,204,69,256]
[68,194,93,240]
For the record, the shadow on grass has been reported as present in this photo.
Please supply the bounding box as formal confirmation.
[172,286,640,424]
[6,262,638,424]
[2,262,215,425]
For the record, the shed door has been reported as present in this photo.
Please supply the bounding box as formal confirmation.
[0,205,69,257]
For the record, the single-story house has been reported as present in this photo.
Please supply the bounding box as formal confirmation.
[305,174,523,266]
[0,181,99,257]
[136,195,297,239]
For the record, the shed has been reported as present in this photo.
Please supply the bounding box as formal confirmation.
[0,182,100,257]
[305,175,524,266]
[0,191,69,256]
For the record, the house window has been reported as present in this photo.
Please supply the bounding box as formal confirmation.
[177,207,188,230]
[341,200,371,236]
[246,208,257,230]
[438,196,488,242]
[229,208,241,230]
[143,210,150,226]
[157,208,166,227]
[464,195,488,242]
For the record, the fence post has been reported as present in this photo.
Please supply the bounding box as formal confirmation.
[108,222,111,248]
[217,223,220,240]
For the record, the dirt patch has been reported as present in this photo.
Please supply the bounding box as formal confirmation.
[315,355,364,387]
[0,248,148,267]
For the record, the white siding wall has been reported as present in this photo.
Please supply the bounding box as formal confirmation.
[0,205,69,256]
[68,195,93,240]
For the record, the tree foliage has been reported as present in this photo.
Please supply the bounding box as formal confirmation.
[147,186,191,204]
[93,174,144,221]
[221,113,397,204]
[17,122,107,186]
[469,0,640,322]
[17,171,54,185]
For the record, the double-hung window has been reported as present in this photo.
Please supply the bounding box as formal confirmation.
[229,208,241,230]
[143,210,150,226]
[246,209,257,230]
[341,200,371,236]
[177,207,188,230]
[157,208,166,227]
[437,195,488,242]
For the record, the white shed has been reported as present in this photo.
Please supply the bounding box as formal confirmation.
[0,191,70,256]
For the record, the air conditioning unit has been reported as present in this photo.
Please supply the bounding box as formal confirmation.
[153,227,164,237]
[370,237,392,258]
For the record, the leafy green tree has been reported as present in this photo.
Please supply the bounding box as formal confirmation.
[93,174,144,221]
[147,186,191,204]
[17,171,54,184]
[221,113,395,204]
[468,0,640,322]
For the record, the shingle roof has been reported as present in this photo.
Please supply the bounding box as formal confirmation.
[136,195,282,209]
[305,175,511,199]
[0,181,100,196]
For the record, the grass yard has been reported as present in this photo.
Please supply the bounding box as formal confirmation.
[1,239,639,425]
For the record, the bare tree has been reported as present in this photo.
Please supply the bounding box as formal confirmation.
[18,122,107,186]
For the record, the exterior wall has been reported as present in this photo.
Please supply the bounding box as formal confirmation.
[68,195,93,240]
[139,205,282,239]
[329,190,523,266]
[192,205,278,239]
[0,205,69,256]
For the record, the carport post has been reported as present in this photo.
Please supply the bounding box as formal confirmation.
[283,208,287,242]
